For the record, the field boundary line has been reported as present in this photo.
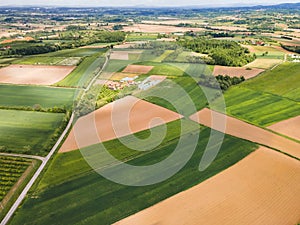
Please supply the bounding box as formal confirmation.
[0,153,45,161]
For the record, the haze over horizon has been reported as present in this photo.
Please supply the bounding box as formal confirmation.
[0,0,299,7]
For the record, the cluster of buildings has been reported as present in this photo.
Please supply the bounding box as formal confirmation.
[106,76,139,90]
[289,54,300,63]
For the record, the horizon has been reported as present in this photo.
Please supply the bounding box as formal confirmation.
[0,0,299,7]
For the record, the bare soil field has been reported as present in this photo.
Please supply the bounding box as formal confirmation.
[213,66,264,79]
[189,108,300,159]
[268,116,300,141]
[59,96,182,152]
[110,51,142,60]
[115,147,300,225]
[123,24,204,33]
[110,72,139,81]
[114,42,144,49]
[122,65,153,74]
[0,64,75,85]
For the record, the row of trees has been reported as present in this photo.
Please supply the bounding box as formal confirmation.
[179,38,256,66]
[1,31,126,56]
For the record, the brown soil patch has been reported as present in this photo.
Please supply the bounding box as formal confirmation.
[110,51,142,60]
[122,65,153,74]
[268,116,300,141]
[115,147,300,225]
[59,96,182,152]
[0,64,75,85]
[189,108,300,159]
[0,36,34,44]
[213,66,264,79]
[123,24,204,33]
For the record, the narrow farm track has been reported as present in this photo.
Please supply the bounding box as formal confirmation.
[190,108,300,159]
[0,50,111,225]
[0,153,45,161]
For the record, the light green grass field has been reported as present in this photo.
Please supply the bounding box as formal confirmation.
[12,56,65,65]
[0,85,75,109]
[213,86,300,126]
[12,56,81,66]
[134,61,186,76]
[56,56,105,87]
[0,110,65,155]
[242,63,300,102]
[38,48,106,57]
[136,76,214,116]
[126,33,158,41]
[10,120,257,225]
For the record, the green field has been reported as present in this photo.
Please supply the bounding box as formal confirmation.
[10,120,257,225]
[213,86,300,126]
[252,46,284,59]
[136,76,217,116]
[134,61,186,76]
[0,85,75,109]
[242,63,300,102]
[12,56,81,66]
[56,56,106,87]
[0,110,66,155]
[102,59,136,73]
[38,48,107,57]
[0,156,40,221]
[126,33,158,41]
[12,56,65,65]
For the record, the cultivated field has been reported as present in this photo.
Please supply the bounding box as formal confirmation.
[0,64,75,85]
[110,51,142,60]
[0,156,39,221]
[0,84,75,108]
[190,108,300,159]
[122,65,153,74]
[134,62,186,76]
[12,56,81,66]
[10,123,257,225]
[268,116,300,141]
[213,66,264,79]
[38,48,106,57]
[56,56,105,87]
[242,63,300,102]
[123,24,204,33]
[115,147,300,225]
[59,96,182,152]
[0,109,65,155]
[110,72,139,81]
[245,58,282,69]
[136,76,210,116]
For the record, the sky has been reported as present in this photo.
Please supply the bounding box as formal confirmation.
[0,0,299,7]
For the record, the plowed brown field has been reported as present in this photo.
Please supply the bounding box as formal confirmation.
[114,147,300,225]
[213,66,264,79]
[189,108,300,159]
[59,96,182,152]
[268,115,300,141]
[0,64,75,85]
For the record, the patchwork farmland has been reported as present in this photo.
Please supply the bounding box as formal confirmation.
[1,4,300,225]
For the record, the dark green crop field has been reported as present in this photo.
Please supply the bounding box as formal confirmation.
[0,85,75,109]
[10,120,257,225]
[0,110,66,155]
